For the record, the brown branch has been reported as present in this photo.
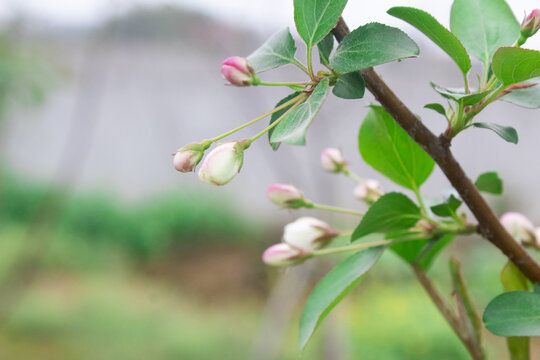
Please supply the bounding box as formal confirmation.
[332,17,540,282]
[413,265,484,360]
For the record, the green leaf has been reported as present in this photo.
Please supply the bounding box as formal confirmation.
[268,92,301,151]
[293,0,348,49]
[271,79,330,145]
[247,28,298,73]
[299,246,384,352]
[388,6,471,75]
[358,106,435,190]
[483,291,540,336]
[492,48,540,86]
[430,82,489,106]
[450,0,519,65]
[501,81,540,109]
[390,234,454,271]
[424,103,447,117]
[430,195,462,217]
[317,33,334,65]
[352,192,421,241]
[472,122,518,144]
[475,171,503,194]
[332,72,365,99]
[501,261,529,292]
[330,23,419,73]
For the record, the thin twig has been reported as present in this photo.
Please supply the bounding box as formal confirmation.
[332,17,540,283]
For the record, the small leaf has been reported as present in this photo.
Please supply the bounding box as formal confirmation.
[330,23,419,73]
[475,171,503,194]
[271,79,330,145]
[430,195,462,217]
[450,0,519,65]
[294,0,348,49]
[430,82,489,106]
[352,192,421,241]
[472,122,518,144]
[332,72,365,99]
[388,6,471,75]
[299,246,384,352]
[424,103,447,116]
[492,47,540,86]
[359,106,435,190]
[317,33,334,65]
[247,28,298,73]
[417,235,455,271]
[483,291,540,336]
[501,81,540,109]
[501,261,529,292]
[268,92,301,151]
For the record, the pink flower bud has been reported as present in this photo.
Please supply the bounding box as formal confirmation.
[174,149,203,173]
[500,212,537,246]
[354,179,383,204]
[283,217,338,252]
[266,184,306,209]
[221,56,255,86]
[321,148,347,173]
[198,142,244,186]
[521,9,540,37]
[262,243,306,267]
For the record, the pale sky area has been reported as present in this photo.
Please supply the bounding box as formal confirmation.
[0,0,538,48]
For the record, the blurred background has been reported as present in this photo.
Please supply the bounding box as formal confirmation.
[0,0,539,359]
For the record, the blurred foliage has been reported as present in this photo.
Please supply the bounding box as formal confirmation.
[0,173,261,264]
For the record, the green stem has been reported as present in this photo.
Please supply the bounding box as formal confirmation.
[463,73,470,94]
[256,81,315,87]
[291,58,310,75]
[413,186,428,217]
[342,169,364,184]
[210,94,303,142]
[306,202,365,217]
[306,47,316,81]
[247,93,307,143]
[312,235,426,256]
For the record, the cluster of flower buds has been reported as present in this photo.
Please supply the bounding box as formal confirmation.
[262,217,339,266]
[266,184,306,209]
[354,180,384,204]
[321,148,347,173]
[221,56,258,87]
[500,212,540,249]
[521,9,540,39]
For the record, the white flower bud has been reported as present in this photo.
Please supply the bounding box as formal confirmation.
[266,184,305,209]
[262,243,306,267]
[198,142,244,186]
[354,179,383,204]
[321,148,347,173]
[500,212,537,247]
[173,149,203,173]
[283,217,338,252]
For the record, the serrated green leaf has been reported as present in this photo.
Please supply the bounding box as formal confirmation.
[299,246,384,352]
[352,192,421,241]
[475,171,503,194]
[247,28,298,73]
[388,6,471,75]
[492,48,540,86]
[501,81,540,109]
[483,291,540,336]
[294,0,348,49]
[424,103,447,116]
[430,82,490,106]
[430,195,462,217]
[472,122,518,144]
[317,33,334,65]
[271,79,330,145]
[332,72,365,99]
[450,0,519,65]
[330,23,419,73]
[359,106,435,190]
[268,92,301,151]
